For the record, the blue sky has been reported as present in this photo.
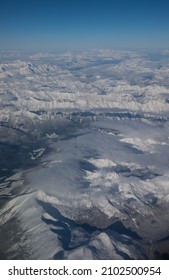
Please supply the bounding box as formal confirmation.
[0,0,169,50]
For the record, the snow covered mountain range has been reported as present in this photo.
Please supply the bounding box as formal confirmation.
[0,49,169,259]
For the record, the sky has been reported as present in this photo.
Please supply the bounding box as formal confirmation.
[0,0,169,50]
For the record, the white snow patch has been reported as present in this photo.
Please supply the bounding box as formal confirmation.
[46,133,59,139]
[120,137,167,152]
[88,158,117,168]
[85,170,118,187]
[30,148,46,160]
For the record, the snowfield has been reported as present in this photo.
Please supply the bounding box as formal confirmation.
[0,49,169,259]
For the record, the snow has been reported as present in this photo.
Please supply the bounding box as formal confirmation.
[0,49,169,260]
[88,158,117,168]
[119,137,168,152]
[46,132,59,139]
[1,49,169,130]
[30,148,46,160]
